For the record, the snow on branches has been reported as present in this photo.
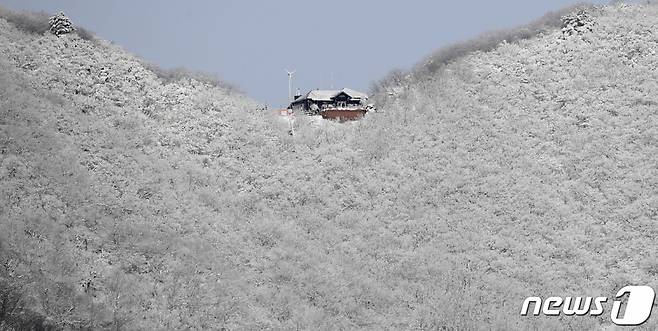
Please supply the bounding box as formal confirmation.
[48,12,75,36]
[561,9,594,37]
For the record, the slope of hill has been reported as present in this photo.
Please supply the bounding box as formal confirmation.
[0,13,283,330]
[365,2,658,328]
[1,3,657,330]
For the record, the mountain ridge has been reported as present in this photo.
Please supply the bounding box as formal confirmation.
[1,3,658,330]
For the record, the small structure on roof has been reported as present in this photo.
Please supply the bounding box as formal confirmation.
[288,88,373,121]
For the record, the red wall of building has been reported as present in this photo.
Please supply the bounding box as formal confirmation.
[321,109,366,121]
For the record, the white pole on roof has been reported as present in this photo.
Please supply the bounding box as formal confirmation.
[285,69,295,103]
[284,69,296,136]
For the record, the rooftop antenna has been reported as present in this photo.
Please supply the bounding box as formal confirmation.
[285,69,295,103]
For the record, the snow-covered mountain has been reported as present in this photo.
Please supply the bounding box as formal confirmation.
[1,3,657,330]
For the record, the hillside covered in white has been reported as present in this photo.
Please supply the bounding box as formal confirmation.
[1,3,657,330]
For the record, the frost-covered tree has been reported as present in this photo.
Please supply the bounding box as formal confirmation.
[48,11,74,36]
[561,9,594,36]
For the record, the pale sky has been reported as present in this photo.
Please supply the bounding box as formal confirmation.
[1,0,607,107]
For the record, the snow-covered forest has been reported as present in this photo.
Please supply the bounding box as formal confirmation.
[1,3,657,330]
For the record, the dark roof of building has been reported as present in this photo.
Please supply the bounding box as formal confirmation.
[291,88,368,104]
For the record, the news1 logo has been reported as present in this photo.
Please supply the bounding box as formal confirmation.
[521,286,656,326]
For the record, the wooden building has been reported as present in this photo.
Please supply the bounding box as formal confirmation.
[288,88,371,121]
